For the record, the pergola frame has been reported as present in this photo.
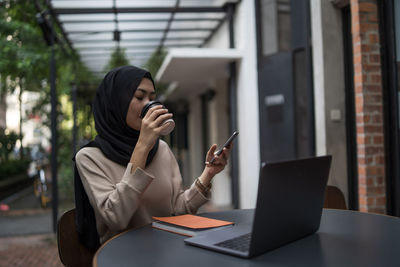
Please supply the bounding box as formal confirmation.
[48,1,240,74]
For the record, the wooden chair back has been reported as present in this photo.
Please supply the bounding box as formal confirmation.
[324,185,347,210]
[57,209,95,267]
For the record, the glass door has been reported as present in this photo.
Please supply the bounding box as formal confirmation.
[255,0,314,163]
[391,0,400,216]
[379,0,400,216]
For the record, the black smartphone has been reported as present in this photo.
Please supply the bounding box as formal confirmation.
[209,131,239,164]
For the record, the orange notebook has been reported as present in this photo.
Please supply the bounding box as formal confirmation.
[152,214,234,237]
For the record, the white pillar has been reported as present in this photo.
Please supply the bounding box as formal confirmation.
[310,0,327,156]
[236,0,260,208]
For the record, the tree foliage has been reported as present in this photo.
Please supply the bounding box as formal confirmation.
[0,1,99,196]
[0,0,49,92]
[144,48,168,95]
[144,48,166,77]
[0,128,29,180]
[104,47,130,72]
[0,129,18,162]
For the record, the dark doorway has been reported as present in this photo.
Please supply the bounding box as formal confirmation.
[378,0,400,216]
[342,6,359,211]
[255,0,314,163]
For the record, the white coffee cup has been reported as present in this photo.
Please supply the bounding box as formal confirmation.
[140,100,175,135]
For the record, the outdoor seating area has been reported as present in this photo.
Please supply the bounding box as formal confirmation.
[1,0,400,266]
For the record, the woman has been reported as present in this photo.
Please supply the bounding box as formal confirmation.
[74,66,231,248]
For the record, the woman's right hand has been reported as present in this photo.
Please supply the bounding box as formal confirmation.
[137,105,173,151]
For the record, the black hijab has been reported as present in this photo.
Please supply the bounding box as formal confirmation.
[74,66,159,250]
[93,65,159,165]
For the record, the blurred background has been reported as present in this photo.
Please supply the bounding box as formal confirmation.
[1,0,400,265]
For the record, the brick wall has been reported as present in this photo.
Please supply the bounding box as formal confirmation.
[351,0,386,213]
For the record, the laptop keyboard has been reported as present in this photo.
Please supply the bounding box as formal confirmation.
[214,233,251,252]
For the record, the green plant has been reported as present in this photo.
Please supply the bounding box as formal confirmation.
[0,129,18,162]
[104,47,130,72]
[144,48,166,76]
[0,158,30,180]
[144,48,168,95]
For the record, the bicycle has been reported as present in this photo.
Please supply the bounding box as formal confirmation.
[32,159,50,209]
[29,145,51,209]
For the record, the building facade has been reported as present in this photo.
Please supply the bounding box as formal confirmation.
[156,0,400,216]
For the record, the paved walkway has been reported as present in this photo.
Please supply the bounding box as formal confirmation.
[0,209,52,237]
[0,186,65,266]
[0,186,53,237]
[0,234,63,267]
[0,207,63,266]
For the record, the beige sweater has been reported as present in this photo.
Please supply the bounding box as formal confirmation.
[75,140,209,244]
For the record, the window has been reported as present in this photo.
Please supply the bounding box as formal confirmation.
[260,0,291,56]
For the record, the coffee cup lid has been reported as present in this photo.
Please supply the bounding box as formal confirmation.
[140,100,163,118]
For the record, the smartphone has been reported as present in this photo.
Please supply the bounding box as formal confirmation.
[209,131,239,164]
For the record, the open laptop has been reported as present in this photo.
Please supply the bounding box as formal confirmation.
[184,155,332,258]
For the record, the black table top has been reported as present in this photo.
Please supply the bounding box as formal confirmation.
[94,209,400,267]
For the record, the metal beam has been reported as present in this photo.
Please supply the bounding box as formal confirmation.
[80,51,154,55]
[54,7,226,15]
[75,44,198,50]
[67,28,214,34]
[71,37,204,43]
[72,84,77,155]
[81,54,151,59]
[47,1,73,51]
[159,0,180,50]
[61,18,223,24]
[49,11,58,234]
[226,3,239,209]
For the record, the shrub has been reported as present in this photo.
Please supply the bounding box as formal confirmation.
[0,129,18,162]
[0,158,30,181]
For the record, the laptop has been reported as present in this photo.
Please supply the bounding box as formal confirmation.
[184,155,332,258]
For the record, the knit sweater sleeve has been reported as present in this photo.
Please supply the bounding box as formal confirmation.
[75,148,154,232]
[166,146,210,215]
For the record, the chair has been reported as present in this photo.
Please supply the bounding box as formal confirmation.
[324,185,347,210]
[57,209,96,267]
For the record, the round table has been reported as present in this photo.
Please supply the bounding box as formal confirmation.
[94,209,400,267]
